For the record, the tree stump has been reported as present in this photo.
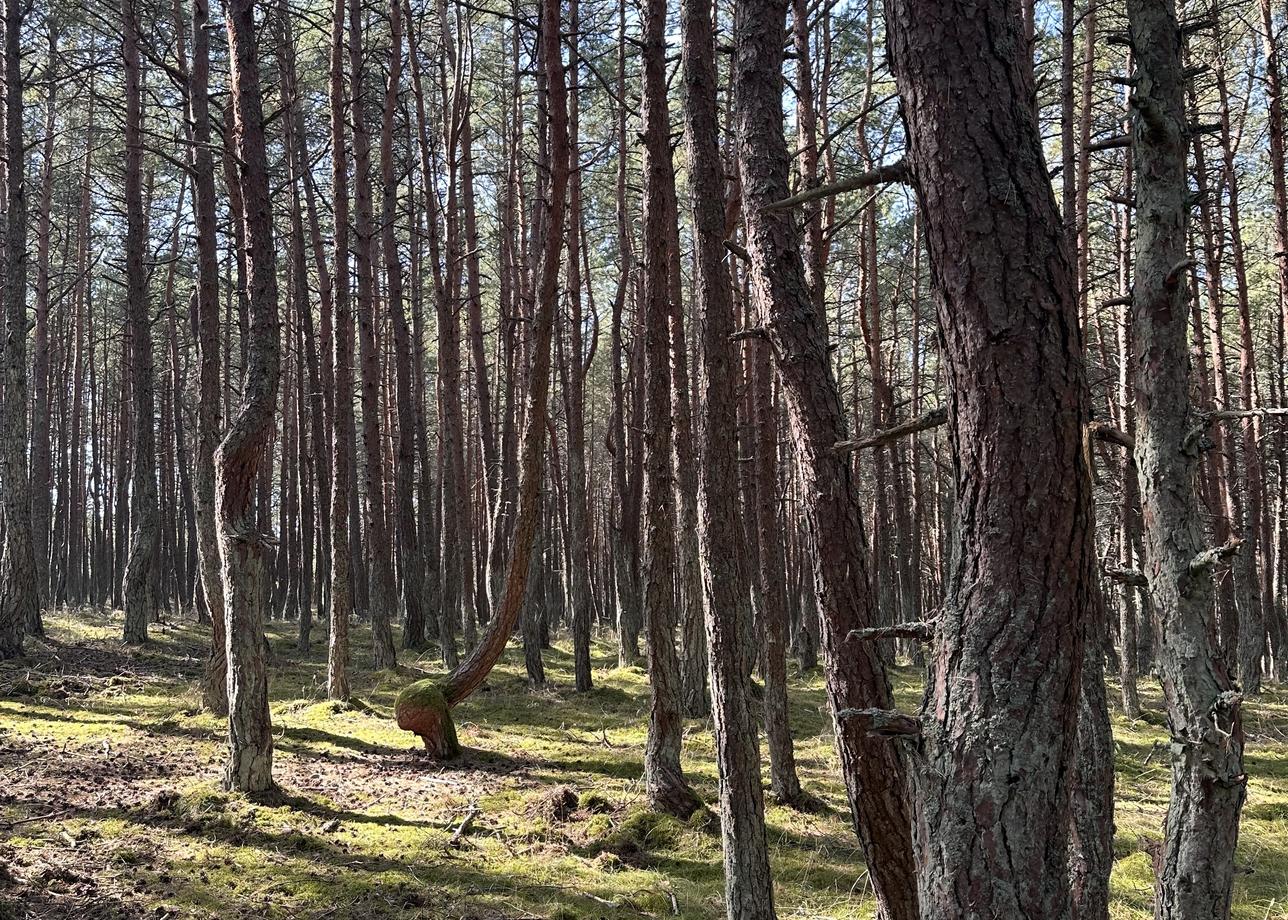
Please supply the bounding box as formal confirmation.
[394,680,461,759]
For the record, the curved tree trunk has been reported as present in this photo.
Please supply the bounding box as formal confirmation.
[396,0,567,758]
[220,0,281,795]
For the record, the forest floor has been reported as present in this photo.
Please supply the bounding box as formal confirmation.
[1,612,1287,920]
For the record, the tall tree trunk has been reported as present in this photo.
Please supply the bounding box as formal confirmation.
[733,1,917,916]
[349,0,398,670]
[328,0,354,700]
[397,0,568,758]
[610,0,641,666]
[1261,0,1288,682]
[0,0,39,658]
[882,0,1094,915]
[191,0,227,713]
[382,0,427,652]
[682,0,777,908]
[561,0,594,692]
[220,0,281,795]
[641,0,700,820]
[121,0,158,646]
[1125,1,1247,915]
[30,39,57,621]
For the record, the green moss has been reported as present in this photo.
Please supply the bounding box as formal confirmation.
[5,611,1288,920]
[591,807,685,859]
[578,790,613,813]
[394,679,449,712]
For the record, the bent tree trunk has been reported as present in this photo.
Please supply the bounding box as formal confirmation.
[1125,0,1247,915]
[395,0,568,759]
[220,0,281,795]
[733,0,916,914]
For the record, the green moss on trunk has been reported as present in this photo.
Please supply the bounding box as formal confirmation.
[394,679,461,759]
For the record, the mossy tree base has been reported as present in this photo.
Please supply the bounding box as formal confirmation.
[394,679,461,759]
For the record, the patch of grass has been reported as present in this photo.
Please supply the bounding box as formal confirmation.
[2,610,1287,919]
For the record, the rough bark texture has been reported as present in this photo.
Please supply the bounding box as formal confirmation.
[1125,1,1247,916]
[327,0,353,701]
[121,0,159,646]
[882,1,1094,916]
[191,0,227,714]
[733,0,916,914]
[220,0,281,795]
[0,0,39,659]
[682,0,777,908]
[641,0,700,821]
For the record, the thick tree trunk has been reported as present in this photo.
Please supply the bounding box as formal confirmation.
[220,0,281,795]
[1125,1,1247,915]
[882,1,1094,916]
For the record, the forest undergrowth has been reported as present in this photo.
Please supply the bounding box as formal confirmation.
[1,611,1286,920]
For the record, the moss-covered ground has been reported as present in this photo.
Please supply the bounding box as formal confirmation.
[1,610,1286,918]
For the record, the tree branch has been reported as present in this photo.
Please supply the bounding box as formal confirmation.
[1189,537,1243,575]
[764,160,910,212]
[1102,564,1148,588]
[846,621,934,643]
[834,406,947,454]
[1183,407,1288,452]
[1088,421,1135,451]
[838,708,922,738]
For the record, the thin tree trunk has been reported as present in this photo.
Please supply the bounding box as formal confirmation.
[733,2,917,915]
[121,0,158,646]
[0,0,39,658]
[328,0,354,700]
[682,0,777,906]
[641,0,700,820]
[349,0,398,670]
